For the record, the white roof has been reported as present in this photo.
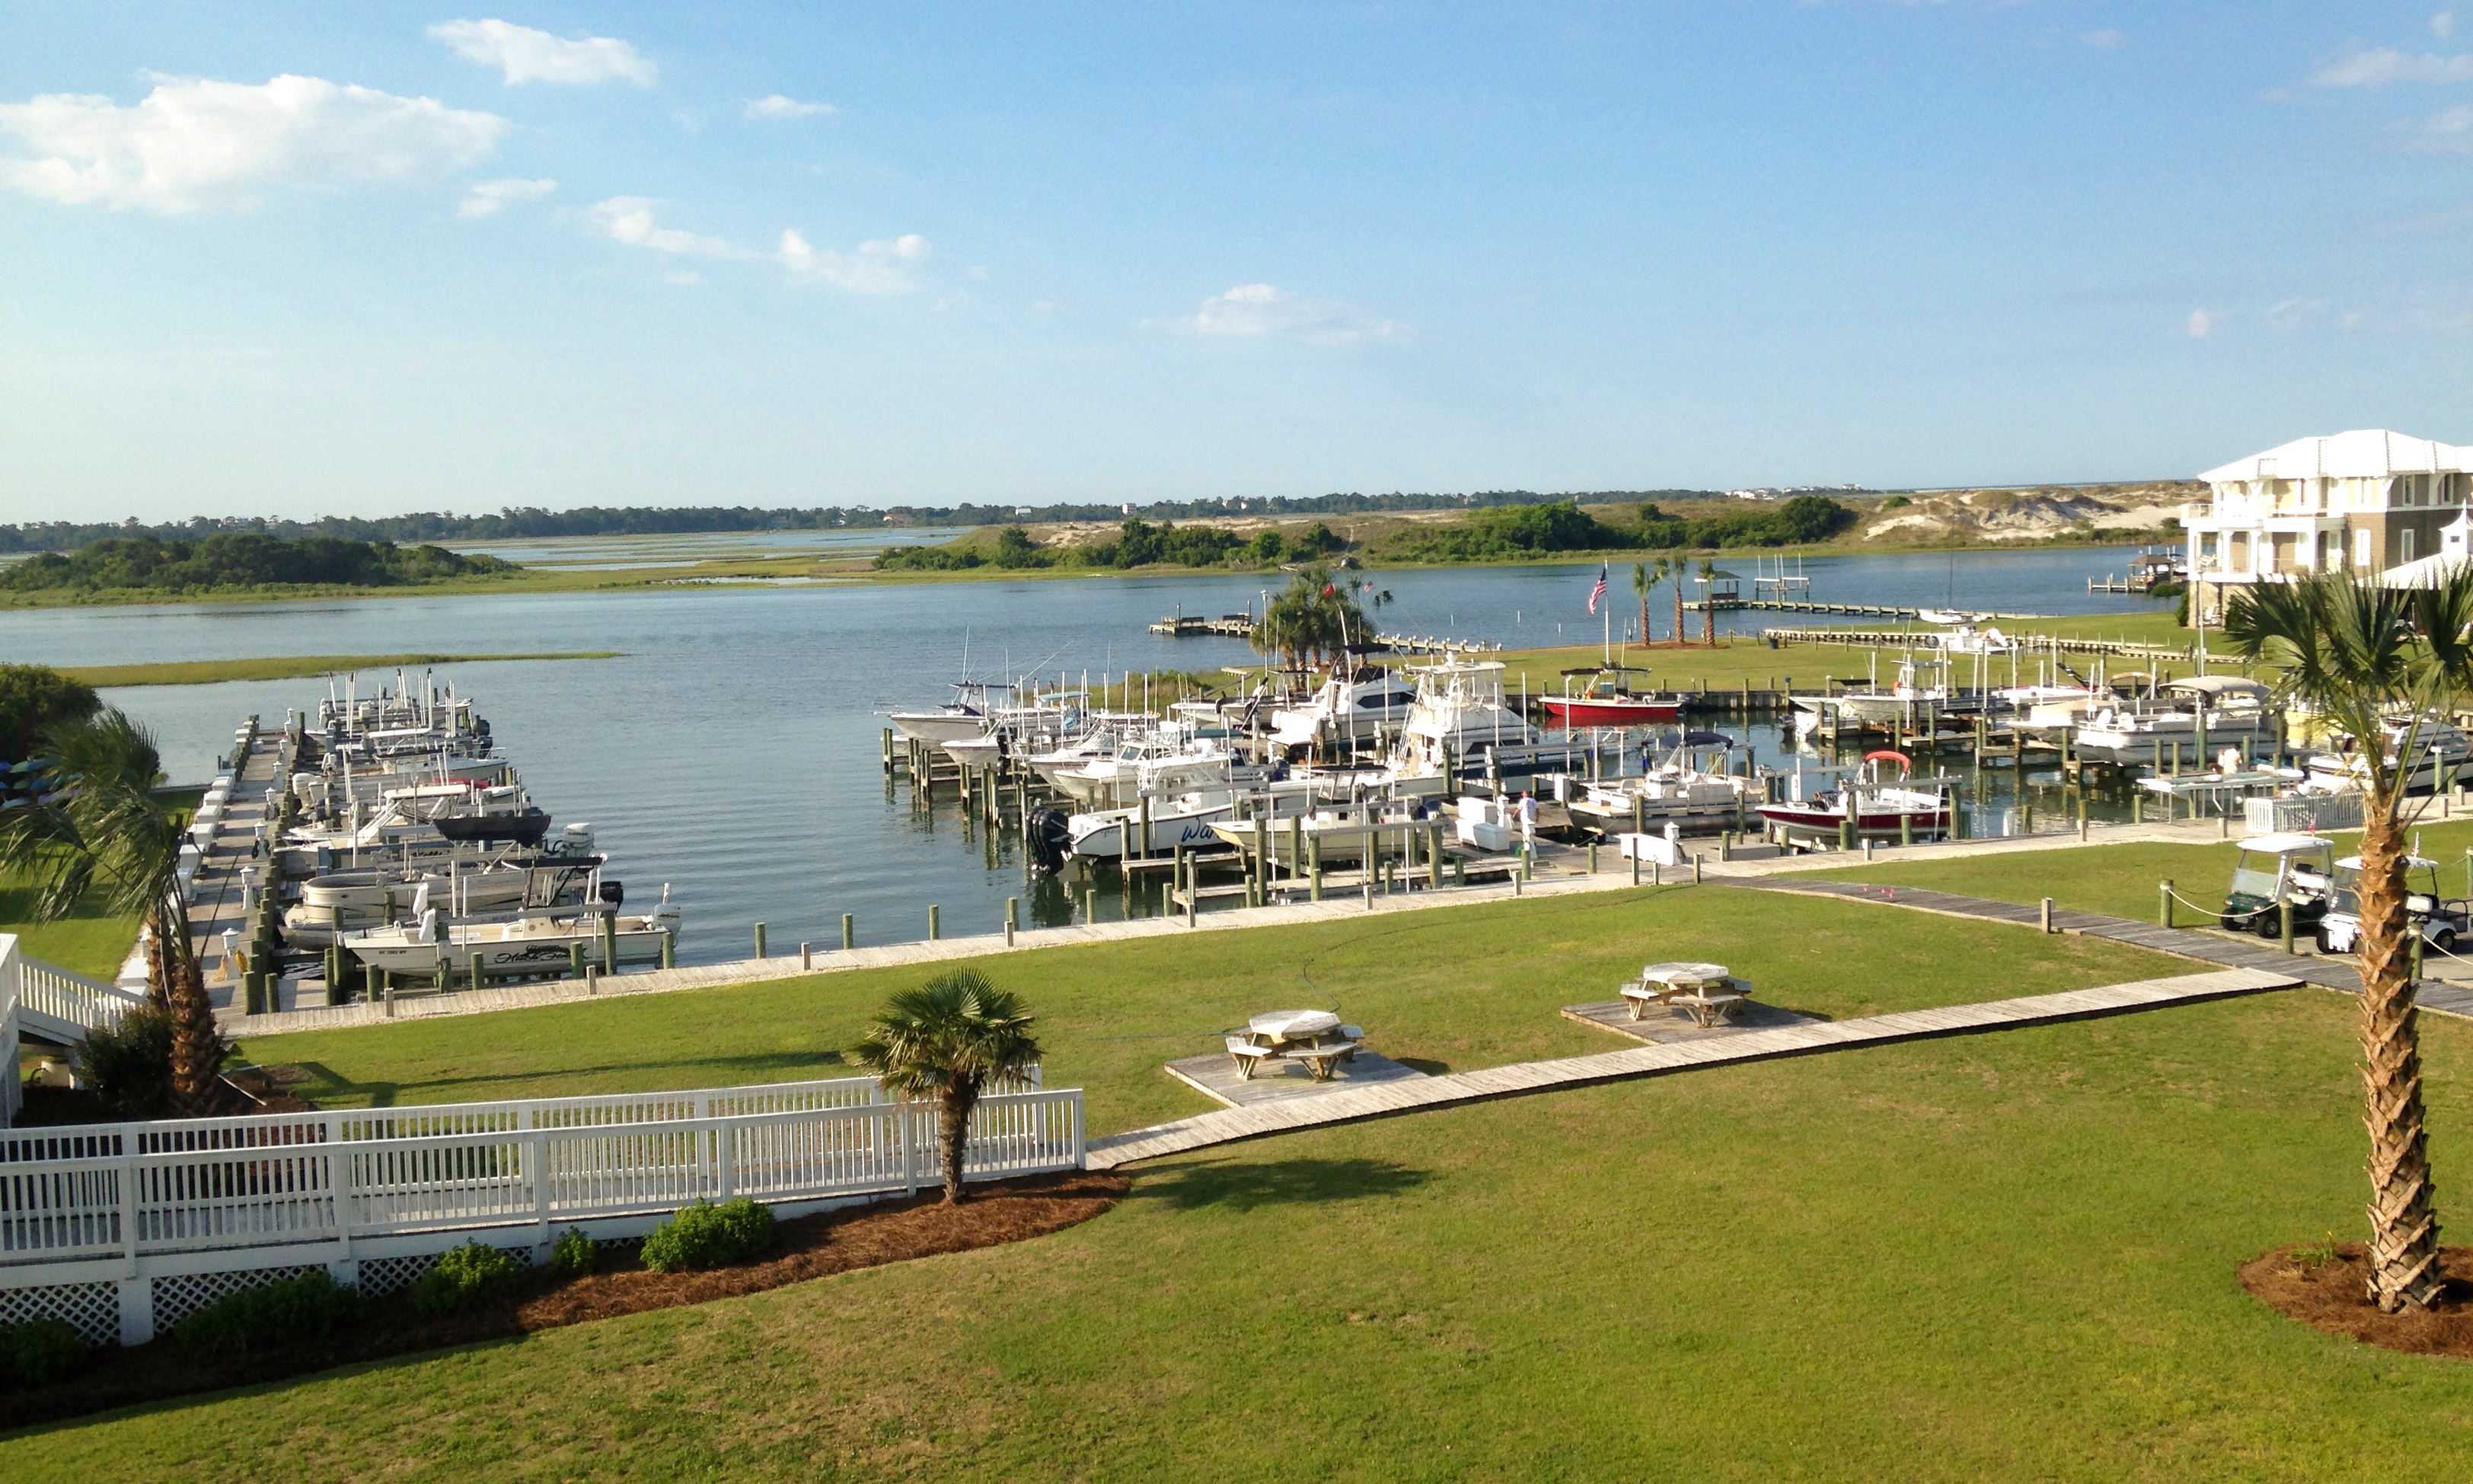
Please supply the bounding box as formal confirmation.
[2200,430,2473,485]
[2236,832,2336,855]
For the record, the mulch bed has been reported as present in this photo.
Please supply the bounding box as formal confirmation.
[0,1169,1123,1433]
[2240,1242,2473,1359]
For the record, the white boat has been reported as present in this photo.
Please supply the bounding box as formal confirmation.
[1048,731,1263,807]
[1209,798,1441,864]
[2304,716,2471,798]
[341,893,681,977]
[1064,789,1241,859]
[281,857,610,946]
[1790,655,1984,733]
[1565,735,1762,834]
[2071,676,2273,766]
[1267,669,1420,751]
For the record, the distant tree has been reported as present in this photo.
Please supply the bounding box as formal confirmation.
[0,664,99,762]
[993,526,1042,568]
[1247,529,1285,564]
[847,970,1042,1205]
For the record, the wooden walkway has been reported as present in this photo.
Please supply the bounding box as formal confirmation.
[1085,967,2296,1169]
[1731,877,2473,1024]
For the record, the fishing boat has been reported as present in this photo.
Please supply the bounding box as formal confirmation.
[1048,727,1263,808]
[888,681,1010,745]
[1535,668,1685,728]
[1564,732,1760,833]
[281,855,611,946]
[2303,716,2472,799]
[1267,669,1419,751]
[1208,796,1439,864]
[340,892,681,977]
[1755,751,1953,844]
[1789,654,1987,734]
[2070,676,2274,766]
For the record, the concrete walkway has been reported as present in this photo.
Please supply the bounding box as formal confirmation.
[1084,967,2299,1168]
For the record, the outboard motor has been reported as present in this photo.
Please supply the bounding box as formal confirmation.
[598,880,625,908]
[1025,805,1073,874]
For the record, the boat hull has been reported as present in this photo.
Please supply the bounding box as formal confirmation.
[1756,803,1951,841]
[1537,697,1682,726]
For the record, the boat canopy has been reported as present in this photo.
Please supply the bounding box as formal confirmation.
[2166,675,2271,698]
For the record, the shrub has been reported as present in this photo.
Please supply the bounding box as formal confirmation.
[73,1006,176,1119]
[641,1198,776,1272]
[1,1318,89,1384]
[411,1241,526,1315]
[547,1227,595,1280]
[171,1271,363,1351]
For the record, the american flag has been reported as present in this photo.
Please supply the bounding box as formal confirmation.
[1587,561,1607,614]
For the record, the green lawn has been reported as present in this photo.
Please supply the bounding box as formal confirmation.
[14,985,2473,1479]
[0,866,139,981]
[244,886,2181,1135]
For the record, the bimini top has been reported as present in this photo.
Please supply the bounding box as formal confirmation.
[2165,675,2271,697]
[2236,833,2337,856]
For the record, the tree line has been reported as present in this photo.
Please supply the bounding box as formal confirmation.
[0,490,1731,554]
[1,535,518,595]
[874,518,1348,573]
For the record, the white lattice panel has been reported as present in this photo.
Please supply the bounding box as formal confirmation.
[0,1279,116,1347]
[354,1252,439,1298]
[151,1265,318,1329]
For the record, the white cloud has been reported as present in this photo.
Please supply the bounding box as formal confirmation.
[745,94,834,120]
[585,196,753,259]
[428,18,656,86]
[458,174,554,218]
[779,229,929,293]
[1180,283,1404,345]
[2312,48,2473,87]
[2079,30,2123,49]
[2186,309,2215,339]
[0,74,507,213]
[2416,103,2473,152]
[586,196,929,292]
[2439,12,2459,40]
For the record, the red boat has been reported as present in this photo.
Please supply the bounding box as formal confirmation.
[1755,751,1954,843]
[1536,667,1684,727]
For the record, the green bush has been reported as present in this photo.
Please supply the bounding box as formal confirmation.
[1,1318,89,1385]
[170,1271,363,1352]
[411,1241,526,1315]
[547,1227,595,1280]
[72,1007,176,1119]
[641,1198,777,1272]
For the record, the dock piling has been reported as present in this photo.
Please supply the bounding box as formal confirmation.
[929,905,941,940]
[801,942,813,970]
[754,921,767,959]
[842,913,856,949]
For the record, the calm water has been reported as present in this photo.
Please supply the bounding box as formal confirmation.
[0,547,2167,962]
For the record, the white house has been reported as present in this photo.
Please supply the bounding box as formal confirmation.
[2183,429,2473,624]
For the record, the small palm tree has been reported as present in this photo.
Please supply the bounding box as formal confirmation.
[1630,563,1652,645]
[848,969,1042,1205]
[2227,566,2473,1313]
[1666,554,1686,647]
[0,707,225,1115]
[1698,559,1718,646]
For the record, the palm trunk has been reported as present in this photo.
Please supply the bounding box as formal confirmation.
[1639,595,1650,646]
[2354,803,2444,1311]
[1702,595,1715,647]
[158,896,221,1118]
[1672,586,1684,649]
[940,1083,980,1204]
[142,924,171,1013]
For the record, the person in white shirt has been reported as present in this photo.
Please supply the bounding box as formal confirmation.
[1517,791,1537,846]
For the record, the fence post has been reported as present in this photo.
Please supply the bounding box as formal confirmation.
[2041,897,2055,933]
[900,1104,917,1196]
[716,1119,736,1202]
[2160,880,2174,929]
[531,1130,551,1253]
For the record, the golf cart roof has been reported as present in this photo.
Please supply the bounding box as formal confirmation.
[2236,833,2336,856]
[2166,675,2271,697]
[2335,855,2439,870]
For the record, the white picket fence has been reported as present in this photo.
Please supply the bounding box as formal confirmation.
[0,1070,1082,1346]
[0,934,154,1127]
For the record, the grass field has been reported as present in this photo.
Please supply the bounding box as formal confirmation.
[239,886,2180,1135]
[61,653,623,688]
[12,979,2471,1478]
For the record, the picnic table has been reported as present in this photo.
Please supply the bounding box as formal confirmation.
[1618,961,1752,1027]
[1224,1010,1366,1080]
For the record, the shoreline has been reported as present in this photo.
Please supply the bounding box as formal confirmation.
[0,533,2175,614]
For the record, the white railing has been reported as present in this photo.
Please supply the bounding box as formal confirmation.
[12,955,145,1036]
[0,1082,1081,1269]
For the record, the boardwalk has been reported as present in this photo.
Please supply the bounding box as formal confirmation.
[1734,876,2473,1023]
[1086,967,2296,1168]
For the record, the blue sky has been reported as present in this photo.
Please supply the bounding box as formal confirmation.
[4,2,2471,522]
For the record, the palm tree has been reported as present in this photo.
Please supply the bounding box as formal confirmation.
[1698,559,1718,646]
[0,707,225,1115]
[2226,566,2473,1313]
[1631,563,1653,645]
[1251,566,1368,669]
[1667,555,1686,648]
[847,969,1042,1205]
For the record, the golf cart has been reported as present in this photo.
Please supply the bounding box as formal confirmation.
[2315,851,2472,956]
[2219,833,2337,940]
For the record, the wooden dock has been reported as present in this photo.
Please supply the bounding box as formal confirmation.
[1762,627,2197,661]
[1085,966,2298,1168]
